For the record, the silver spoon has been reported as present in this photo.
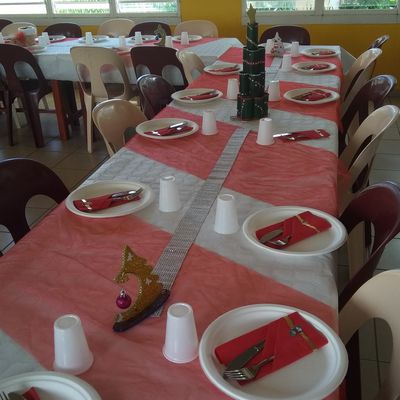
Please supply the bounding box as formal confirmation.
[267,235,291,246]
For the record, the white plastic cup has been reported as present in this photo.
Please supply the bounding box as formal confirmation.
[53,314,94,375]
[42,31,50,45]
[180,31,189,46]
[265,38,274,53]
[281,54,292,72]
[159,175,181,212]
[165,35,173,48]
[163,303,198,363]
[267,80,281,102]
[214,194,240,234]
[85,32,94,45]
[256,118,274,146]
[134,31,143,45]
[118,35,127,49]
[201,110,218,135]
[226,78,239,100]
[291,41,300,57]
[37,35,47,46]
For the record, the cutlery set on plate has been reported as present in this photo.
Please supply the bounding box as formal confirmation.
[144,121,192,136]
[0,392,25,400]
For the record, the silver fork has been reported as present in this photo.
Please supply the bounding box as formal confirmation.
[223,355,275,380]
[267,235,291,246]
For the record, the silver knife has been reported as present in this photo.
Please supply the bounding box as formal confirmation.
[223,339,265,377]
[259,228,284,244]
[273,132,293,138]
[110,187,143,199]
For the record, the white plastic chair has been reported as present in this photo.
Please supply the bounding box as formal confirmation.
[92,99,147,157]
[177,51,205,83]
[340,269,400,400]
[1,21,36,36]
[97,18,135,37]
[173,20,218,38]
[340,48,382,118]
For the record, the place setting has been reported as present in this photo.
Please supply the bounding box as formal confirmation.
[65,180,154,218]
[135,118,199,140]
[300,48,339,58]
[171,88,223,104]
[204,63,241,76]
[291,61,337,74]
[78,34,109,44]
[283,87,340,105]
[171,34,202,42]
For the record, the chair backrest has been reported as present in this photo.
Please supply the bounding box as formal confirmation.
[0,158,69,243]
[340,48,382,117]
[1,22,36,36]
[339,181,400,309]
[0,44,47,96]
[339,105,400,213]
[177,51,205,83]
[173,19,218,38]
[130,46,188,90]
[340,269,400,399]
[129,22,171,37]
[259,25,310,45]
[0,19,12,32]
[368,34,390,49]
[97,18,135,37]
[92,99,147,156]
[70,46,134,100]
[340,74,397,151]
[44,23,82,38]
[136,74,175,119]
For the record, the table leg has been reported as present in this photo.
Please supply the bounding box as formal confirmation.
[51,80,70,141]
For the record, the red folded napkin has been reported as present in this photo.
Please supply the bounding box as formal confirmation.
[301,64,330,71]
[73,193,141,212]
[255,211,331,249]
[311,50,336,56]
[180,92,219,101]
[143,125,192,136]
[293,89,331,101]
[278,129,330,141]
[215,311,328,384]
[210,66,239,73]
[23,387,41,400]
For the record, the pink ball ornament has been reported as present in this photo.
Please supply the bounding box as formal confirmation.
[116,289,132,309]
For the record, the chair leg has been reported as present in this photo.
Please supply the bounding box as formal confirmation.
[83,93,94,153]
[4,93,14,146]
[12,102,21,129]
[20,95,45,148]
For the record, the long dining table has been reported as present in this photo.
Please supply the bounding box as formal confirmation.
[0,41,348,399]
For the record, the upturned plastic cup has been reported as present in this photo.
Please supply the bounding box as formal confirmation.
[226,78,239,100]
[202,110,218,135]
[118,35,127,49]
[134,31,143,45]
[265,38,274,53]
[163,303,198,363]
[165,35,173,48]
[37,35,47,46]
[180,31,189,46]
[256,118,274,146]
[214,194,240,234]
[281,54,292,72]
[159,175,181,212]
[53,314,94,375]
[85,32,94,45]
[291,41,300,57]
[268,80,281,102]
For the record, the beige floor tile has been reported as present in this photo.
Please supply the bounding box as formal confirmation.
[0,231,13,251]
[359,320,378,361]
[373,153,400,171]
[56,152,107,171]
[25,207,53,227]
[52,168,93,191]
[27,195,58,209]
[376,139,400,154]
[360,359,380,400]
[377,239,400,270]
[375,319,392,363]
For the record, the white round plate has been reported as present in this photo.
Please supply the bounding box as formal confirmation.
[172,34,202,42]
[199,304,348,400]
[283,88,340,105]
[49,35,66,43]
[300,48,339,58]
[0,371,101,400]
[65,180,154,218]
[292,61,337,74]
[171,88,223,104]
[78,35,109,43]
[204,63,241,76]
[242,206,347,256]
[136,118,199,140]
[27,45,46,54]
[128,34,158,43]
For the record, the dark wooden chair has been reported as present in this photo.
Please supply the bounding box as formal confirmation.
[0,19,12,32]
[259,25,310,45]
[340,74,397,153]
[0,158,69,244]
[130,46,188,92]
[0,43,53,147]
[43,22,82,38]
[368,34,390,49]
[129,22,171,37]
[136,74,175,119]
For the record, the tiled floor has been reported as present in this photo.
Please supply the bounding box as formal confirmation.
[1,95,399,398]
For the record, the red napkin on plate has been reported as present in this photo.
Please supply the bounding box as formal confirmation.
[255,211,331,249]
[180,92,219,101]
[293,89,331,101]
[143,125,192,136]
[301,64,330,71]
[311,50,336,56]
[23,387,41,400]
[215,311,328,384]
[210,66,239,73]
[73,193,141,212]
[278,129,330,141]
